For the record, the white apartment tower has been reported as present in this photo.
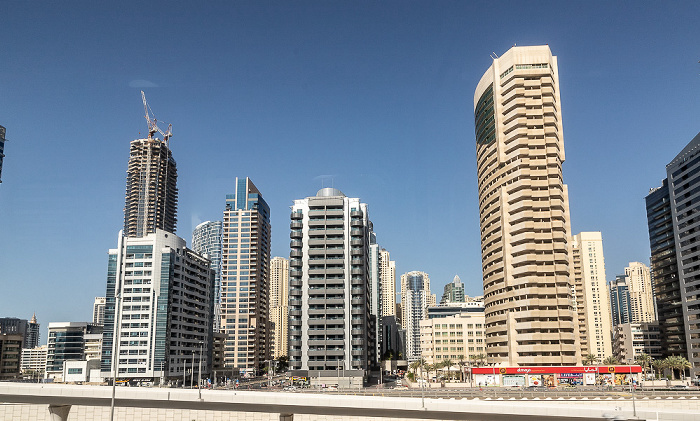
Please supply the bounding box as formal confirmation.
[288,188,374,372]
[270,256,289,359]
[101,230,214,384]
[400,271,436,360]
[571,232,613,361]
[624,262,656,323]
[473,45,580,366]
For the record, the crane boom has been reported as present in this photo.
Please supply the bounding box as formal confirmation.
[141,90,171,143]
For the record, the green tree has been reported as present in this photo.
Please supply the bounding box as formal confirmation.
[583,354,599,366]
[277,355,289,372]
[635,353,651,380]
[602,356,619,365]
[457,355,466,382]
[442,359,454,380]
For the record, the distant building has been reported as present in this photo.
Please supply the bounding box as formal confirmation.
[0,316,39,349]
[612,322,662,363]
[20,345,47,378]
[192,220,223,332]
[625,262,656,323]
[269,256,289,359]
[288,187,374,374]
[0,125,6,183]
[220,177,271,376]
[420,312,486,365]
[400,271,436,361]
[92,297,106,326]
[379,250,396,318]
[646,132,700,379]
[571,232,613,361]
[46,322,102,381]
[609,275,631,327]
[0,333,22,380]
[440,275,465,304]
[101,230,214,385]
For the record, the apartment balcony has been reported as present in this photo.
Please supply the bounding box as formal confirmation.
[290,240,302,248]
[350,210,363,218]
[291,212,303,220]
[290,221,303,229]
[290,231,303,239]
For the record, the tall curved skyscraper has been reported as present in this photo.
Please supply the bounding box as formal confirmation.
[473,45,580,366]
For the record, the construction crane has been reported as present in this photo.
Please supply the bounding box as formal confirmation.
[141,90,172,143]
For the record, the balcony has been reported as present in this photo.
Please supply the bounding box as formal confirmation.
[291,212,303,220]
[290,221,303,229]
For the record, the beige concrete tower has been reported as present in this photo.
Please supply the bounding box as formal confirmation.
[625,262,656,323]
[571,232,613,361]
[379,249,396,318]
[270,256,289,359]
[473,45,580,366]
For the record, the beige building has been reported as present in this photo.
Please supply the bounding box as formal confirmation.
[473,45,580,366]
[420,312,486,366]
[571,232,613,361]
[625,262,656,323]
[20,345,47,377]
[269,256,289,359]
[379,249,396,318]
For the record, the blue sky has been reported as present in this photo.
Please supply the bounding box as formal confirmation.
[1,1,699,340]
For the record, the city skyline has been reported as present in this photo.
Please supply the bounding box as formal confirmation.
[1,2,700,332]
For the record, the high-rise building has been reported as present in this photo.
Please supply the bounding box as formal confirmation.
[26,314,40,350]
[625,262,656,323]
[220,177,271,375]
[379,249,396,318]
[646,132,700,378]
[473,45,579,366]
[400,271,435,361]
[123,136,178,238]
[101,230,214,384]
[93,297,106,326]
[440,275,466,304]
[288,188,374,373]
[0,125,6,183]
[571,232,613,361]
[270,256,289,359]
[646,180,687,363]
[609,275,631,327]
[192,221,223,332]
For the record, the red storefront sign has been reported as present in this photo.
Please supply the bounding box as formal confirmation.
[471,366,641,375]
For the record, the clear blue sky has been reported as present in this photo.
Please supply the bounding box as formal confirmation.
[1,1,699,341]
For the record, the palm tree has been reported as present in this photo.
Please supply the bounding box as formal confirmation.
[425,363,435,382]
[665,356,691,380]
[652,358,667,379]
[457,355,466,382]
[602,356,620,365]
[676,357,691,380]
[475,353,487,367]
[442,359,454,381]
[583,354,599,366]
[635,353,651,380]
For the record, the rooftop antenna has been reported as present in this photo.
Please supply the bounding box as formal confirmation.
[490,51,499,60]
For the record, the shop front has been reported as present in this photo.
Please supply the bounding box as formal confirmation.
[471,365,641,387]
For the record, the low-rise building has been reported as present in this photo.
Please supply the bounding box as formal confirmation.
[419,312,486,366]
[20,345,47,378]
[0,333,22,380]
[46,322,102,381]
[612,322,662,363]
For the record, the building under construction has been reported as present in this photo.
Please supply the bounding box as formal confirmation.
[123,93,178,237]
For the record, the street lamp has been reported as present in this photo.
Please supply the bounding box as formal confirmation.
[198,342,204,401]
[109,290,122,421]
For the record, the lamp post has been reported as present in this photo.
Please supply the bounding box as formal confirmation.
[109,289,122,421]
[198,342,204,400]
[190,350,195,389]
